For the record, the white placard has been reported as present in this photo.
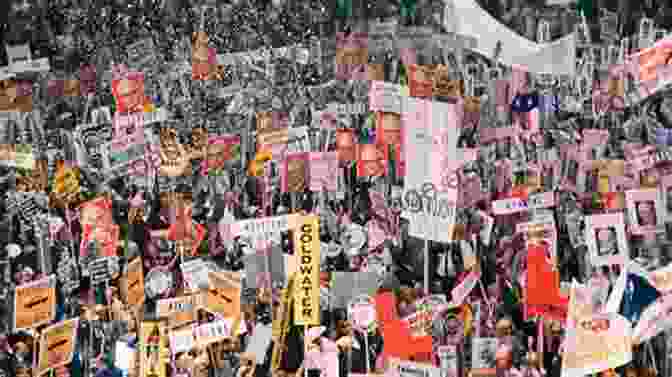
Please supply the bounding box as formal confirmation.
[397,359,441,377]
[10,58,50,74]
[169,327,196,354]
[233,214,300,241]
[370,81,402,114]
[247,323,273,364]
[180,259,213,291]
[5,44,31,65]
[492,192,555,215]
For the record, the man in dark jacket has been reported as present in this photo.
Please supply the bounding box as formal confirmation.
[333,309,383,376]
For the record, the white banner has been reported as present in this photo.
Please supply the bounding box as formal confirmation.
[451,0,548,63]
[509,35,577,76]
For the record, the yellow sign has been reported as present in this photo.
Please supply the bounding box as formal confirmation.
[37,318,78,376]
[139,321,168,377]
[207,271,242,324]
[122,257,145,308]
[13,276,56,331]
[293,215,320,325]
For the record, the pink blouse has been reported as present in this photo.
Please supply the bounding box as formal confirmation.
[302,339,340,377]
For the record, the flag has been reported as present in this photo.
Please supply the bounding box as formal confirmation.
[336,0,352,18]
[399,0,417,19]
[631,294,672,345]
[605,261,662,325]
[577,0,594,18]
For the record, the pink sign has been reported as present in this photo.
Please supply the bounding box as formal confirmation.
[349,303,377,329]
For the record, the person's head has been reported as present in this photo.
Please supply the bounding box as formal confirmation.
[333,309,352,337]
[495,344,513,369]
[637,201,656,226]
[597,228,617,253]
[496,139,510,157]
[192,31,210,62]
[496,318,513,337]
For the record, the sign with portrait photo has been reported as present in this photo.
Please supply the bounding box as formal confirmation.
[625,189,665,235]
[471,338,497,369]
[584,212,630,267]
[659,174,672,223]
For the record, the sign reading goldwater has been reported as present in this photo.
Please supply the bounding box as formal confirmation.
[293,215,320,325]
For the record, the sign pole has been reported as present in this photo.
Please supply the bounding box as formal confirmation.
[424,239,430,296]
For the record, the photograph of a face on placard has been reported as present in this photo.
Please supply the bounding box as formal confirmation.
[660,175,672,223]
[577,163,600,194]
[471,338,497,369]
[585,213,629,267]
[625,189,665,235]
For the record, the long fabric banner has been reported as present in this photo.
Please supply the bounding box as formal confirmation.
[294,215,321,325]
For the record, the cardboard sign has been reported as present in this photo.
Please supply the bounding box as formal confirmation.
[112,71,147,113]
[122,257,145,307]
[294,215,321,325]
[207,271,242,322]
[139,321,168,377]
[13,275,56,331]
[403,309,432,338]
[193,318,237,346]
[561,313,632,377]
[15,144,34,170]
[282,152,310,192]
[396,359,441,377]
[37,318,78,376]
